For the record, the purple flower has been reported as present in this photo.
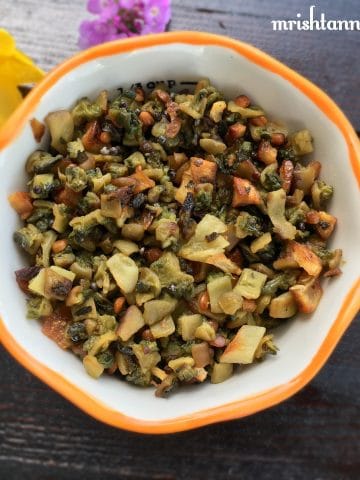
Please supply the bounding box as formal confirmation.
[78,0,171,49]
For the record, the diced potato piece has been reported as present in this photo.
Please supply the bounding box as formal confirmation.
[227,101,265,118]
[28,269,46,296]
[207,275,233,313]
[195,214,228,240]
[267,189,297,240]
[205,253,242,275]
[117,305,145,341]
[190,157,217,184]
[290,278,323,313]
[49,266,75,282]
[250,232,272,253]
[195,321,216,342]
[151,366,167,381]
[83,355,104,379]
[288,241,322,277]
[257,140,277,165]
[168,357,195,371]
[143,297,177,325]
[106,253,139,294]
[269,292,297,318]
[199,138,226,154]
[44,268,73,301]
[315,211,337,240]
[209,101,226,123]
[45,110,74,154]
[174,168,194,204]
[113,239,139,256]
[256,295,272,314]
[192,342,213,368]
[233,268,267,300]
[220,325,266,364]
[218,290,243,315]
[211,363,233,384]
[289,129,313,156]
[132,343,161,373]
[293,162,320,195]
[179,215,229,263]
[135,267,161,306]
[232,177,262,207]
[177,314,203,341]
[150,315,175,339]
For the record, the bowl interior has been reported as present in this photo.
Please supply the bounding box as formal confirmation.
[0,41,359,422]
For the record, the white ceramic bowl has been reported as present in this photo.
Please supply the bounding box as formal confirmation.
[0,32,359,433]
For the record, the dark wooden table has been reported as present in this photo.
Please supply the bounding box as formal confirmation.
[0,1,359,479]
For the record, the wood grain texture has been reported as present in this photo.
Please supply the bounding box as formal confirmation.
[0,0,359,478]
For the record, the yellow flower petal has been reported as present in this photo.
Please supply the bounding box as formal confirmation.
[0,58,44,84]
[0,28,16,56]
[0,79,23,126]
[0,29,45,126]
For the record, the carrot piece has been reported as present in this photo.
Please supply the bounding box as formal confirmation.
[52,239,68,254]
[8,192,33,219]
[198,291,210,311]
[190,157,217,184]
[139,111,154,128]
[232,177,262,207]
[114,297,126,314]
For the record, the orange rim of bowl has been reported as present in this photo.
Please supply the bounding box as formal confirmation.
[0,32,359,434]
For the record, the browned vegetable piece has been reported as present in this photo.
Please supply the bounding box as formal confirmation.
[41,306,72,349]
[269,292,297,318]
[139,111,154,129]
[290,277,323,313]
[293,161,321,195]
[205,253,242,275]
[44,268,73,301]
[279,160,294,193]
[81,120,104,153]
[235,159,260,182]
[190,157,217,184]
[267,189,297,240]
[232,177,262,207]
[8,192,33,219]
[234,95,251,108]
[54,186,81,208]
[288,241,322,277]
[257,140,277,165]
[192,342,213,368]
[315,211,337,240]
[226,123,246,143]
[30,118,45,142]
[15,266,40,294]
[130,169,156,193]
[250,115,267,126]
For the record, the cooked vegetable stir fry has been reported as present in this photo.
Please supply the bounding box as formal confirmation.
[10,80,341,397]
